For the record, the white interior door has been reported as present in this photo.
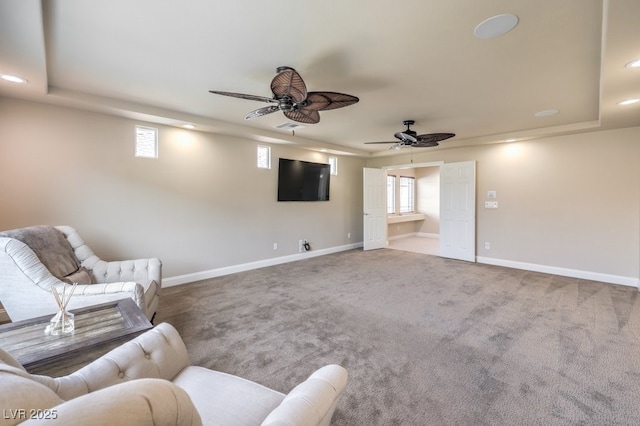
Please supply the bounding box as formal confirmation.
[439,161,476,262]
[363,167,387,250]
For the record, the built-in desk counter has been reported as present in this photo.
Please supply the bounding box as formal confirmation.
[387,213,426,224]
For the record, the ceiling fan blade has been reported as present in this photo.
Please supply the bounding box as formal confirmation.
[412,141,440,148]
[208,90,276,103]
[244,105,280,120]
[304,92,360,111]
[415,133,456,144]
[284,109,320,124]
[394,132,418,143]
[271,67,307,103]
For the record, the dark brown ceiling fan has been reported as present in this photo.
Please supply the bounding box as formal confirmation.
[209,66,359,124]
[365,120,455,148]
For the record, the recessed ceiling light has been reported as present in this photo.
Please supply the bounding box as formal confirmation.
[182,124,196,129]
[1,74,28,83]
[505,139,517,143]
[474,14,519,39]
[625,59,640,69]
[618,98,640,106]
[534,109,559,117]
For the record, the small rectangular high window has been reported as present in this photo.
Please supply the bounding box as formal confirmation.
[329,157,338,176]
[257,145,271,169]
[135,126,158,158]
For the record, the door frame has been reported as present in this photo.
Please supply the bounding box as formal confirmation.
[364,161,443,251]
[364,160,476,261]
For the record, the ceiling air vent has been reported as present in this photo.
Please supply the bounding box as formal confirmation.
[275,122,305,131]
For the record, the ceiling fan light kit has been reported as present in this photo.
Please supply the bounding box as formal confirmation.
[209,66,359,124]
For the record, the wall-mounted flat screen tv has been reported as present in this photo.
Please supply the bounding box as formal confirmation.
[277,158,330,201]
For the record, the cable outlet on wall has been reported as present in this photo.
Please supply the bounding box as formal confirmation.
[298,239,311,252]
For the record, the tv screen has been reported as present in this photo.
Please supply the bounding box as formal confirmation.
[277,158,330,201]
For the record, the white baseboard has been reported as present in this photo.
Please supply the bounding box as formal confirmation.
[476,256,639,289]
[163,242,363,287]
[164,244,638,290]
[388,232,417,241]
[417,233,439,239]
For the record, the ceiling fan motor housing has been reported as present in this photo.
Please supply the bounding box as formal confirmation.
[393,120,417,144]
[278,96,294,111]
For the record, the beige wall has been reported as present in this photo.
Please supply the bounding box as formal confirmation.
[388,221,423,238]
[415,166,439,235]
[0,98,365,279]
[367,128,640,282]
[2,97,639,285]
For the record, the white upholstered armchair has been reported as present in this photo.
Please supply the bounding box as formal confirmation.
[0,225,161,322]
[0,322,348,425]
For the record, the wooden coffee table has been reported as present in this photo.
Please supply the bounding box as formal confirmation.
[0,298,152,376]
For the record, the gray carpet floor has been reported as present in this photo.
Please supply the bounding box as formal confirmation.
[156,249,640,425]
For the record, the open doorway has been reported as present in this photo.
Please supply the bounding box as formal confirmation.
[384,162,442,256]
[364,161,476,261]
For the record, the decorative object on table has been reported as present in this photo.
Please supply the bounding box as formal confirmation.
[0,298,151,376]
[45,282,77,335]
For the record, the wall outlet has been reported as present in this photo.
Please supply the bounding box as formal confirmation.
[298,239,304,253]
[485,242,491,250]
[348,232,351,239]
[273,243,278,250]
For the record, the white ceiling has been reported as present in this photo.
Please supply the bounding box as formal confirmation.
[1,0,639,157]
